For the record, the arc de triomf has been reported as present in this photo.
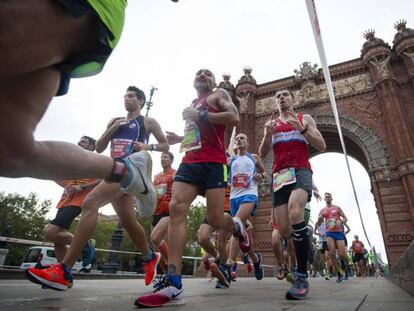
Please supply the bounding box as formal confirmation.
[217,20,414,266]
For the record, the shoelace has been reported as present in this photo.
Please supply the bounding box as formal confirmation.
[152,275,169,293]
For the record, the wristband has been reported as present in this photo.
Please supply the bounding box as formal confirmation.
[151,144,156,151]
[300,128,308,135]
[199,109,208,122]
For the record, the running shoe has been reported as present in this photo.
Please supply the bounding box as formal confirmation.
[135,277,185,307]
[253,252,264,280]
[210,263,231,287]
[336,274,344,283]
[275,265,285,280]
[246,261,253,273]
[233,218,250,253]
[230,271,237,282]
[215,280,227,289]
[121,151,157,218]
[27,263,73,291]
[144,252,161,286]
[285,271,294,284]
[325,273,331,280]
[285,274,309,300]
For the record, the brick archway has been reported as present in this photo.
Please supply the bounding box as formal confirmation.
[221,22,414,265]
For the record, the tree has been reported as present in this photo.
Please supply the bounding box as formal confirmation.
[0,192,50,266]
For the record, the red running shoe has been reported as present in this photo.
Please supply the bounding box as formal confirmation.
[144,252,161,285]
[27,263,73,291]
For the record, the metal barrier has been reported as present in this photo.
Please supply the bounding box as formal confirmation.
[0,236,274,275]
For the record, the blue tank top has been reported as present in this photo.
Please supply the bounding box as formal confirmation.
[110,115,148,159]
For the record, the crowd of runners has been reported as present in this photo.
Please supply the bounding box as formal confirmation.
[0,0,383,309]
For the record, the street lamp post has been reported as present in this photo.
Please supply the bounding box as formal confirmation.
[145,86,158,117]
[102,221,123,274]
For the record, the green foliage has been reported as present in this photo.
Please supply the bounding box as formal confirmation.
[0,192,50,266]
[185,202,206,257]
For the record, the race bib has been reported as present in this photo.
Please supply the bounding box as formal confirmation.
[180,122,201,152]
[111,138,133,158]
[232,174,249,188]
[272,168,296,192]
[326,218,338,230]
[155,183,167,198]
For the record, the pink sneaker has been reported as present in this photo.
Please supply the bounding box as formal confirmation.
[135,277,185,307]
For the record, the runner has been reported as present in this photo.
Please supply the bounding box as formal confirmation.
[350,235,365,277]
[225,133,265,281]
[315,222,332,280]
[259,89,326,300]
[135,68,240,307]
[0,1,177,186]
[198,183,232,289]
[150,151,176,271]
[41,136,99,264]
[316,192,349,283]
[27,86,169,291]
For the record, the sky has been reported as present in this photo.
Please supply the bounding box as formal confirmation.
[1,0,413,263]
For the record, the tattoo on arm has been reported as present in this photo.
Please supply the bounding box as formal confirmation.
[217,89,239,117]
[167,264,177,275]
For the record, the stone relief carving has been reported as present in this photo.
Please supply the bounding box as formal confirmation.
[294,62,319,82]
[348,93,382,120]
[236,92,252,114]
[402,50,414,67]
[256,74,373,115]
[369,55,391,80]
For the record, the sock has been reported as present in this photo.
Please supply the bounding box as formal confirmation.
[292,222,309,277]
[60,263,73,281]
[168,274,182,289]
[143,251,155,263]
[106,159,127,183]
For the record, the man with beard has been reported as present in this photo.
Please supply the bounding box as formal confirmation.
[135,69,240,308]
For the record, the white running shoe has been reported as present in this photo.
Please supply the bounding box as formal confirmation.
[121,151,157,218]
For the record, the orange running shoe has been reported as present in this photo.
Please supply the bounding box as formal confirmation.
[144,252,161,285]
[27,263,73,291]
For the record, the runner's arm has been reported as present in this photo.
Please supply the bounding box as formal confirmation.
[259,114,276,159]
[338,207,348,223]
[208,89,240,126]
[166,131,184,145]
[302,114,326,152]
[96,117,124,153]
[143,117,169,152]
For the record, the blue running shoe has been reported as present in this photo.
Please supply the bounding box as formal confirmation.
[253,252,264,280]
[215,280,226,289]
[210,263,231,287]
[286,274,309,300]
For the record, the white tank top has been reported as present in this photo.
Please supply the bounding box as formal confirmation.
[229,154,258,199]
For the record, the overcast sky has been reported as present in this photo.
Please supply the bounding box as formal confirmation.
[2,0,413,263]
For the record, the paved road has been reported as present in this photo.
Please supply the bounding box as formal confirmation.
[0,276,413,311]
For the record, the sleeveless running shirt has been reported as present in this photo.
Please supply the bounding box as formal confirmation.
[320,205,343,232]
[110,115,148,159]
[229,153,258,199]
[182,93,226,164]
[272,113,311,173]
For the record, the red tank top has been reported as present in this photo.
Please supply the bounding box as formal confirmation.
[272,113,311,172]
[320,205,342,232]
[182,93,226,164]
